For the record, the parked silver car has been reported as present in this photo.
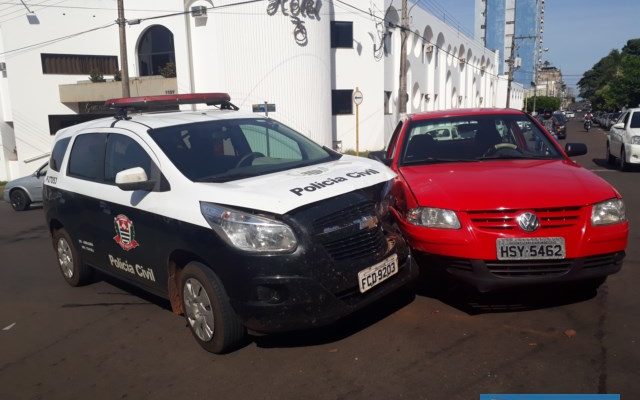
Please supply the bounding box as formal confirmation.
[2,162,48,211]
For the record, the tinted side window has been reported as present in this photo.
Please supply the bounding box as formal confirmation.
[50,137,71,172]
[104,134,153,183]
[68,133,107,181]
[239,124,302,160]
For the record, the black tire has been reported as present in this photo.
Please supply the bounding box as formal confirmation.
[52,228,92,286]
[619,147,629,171]
[606,142,616,164]
[180,262,247,354]
[9,189,30,211]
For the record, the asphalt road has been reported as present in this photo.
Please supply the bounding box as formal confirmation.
[0,117,638,400]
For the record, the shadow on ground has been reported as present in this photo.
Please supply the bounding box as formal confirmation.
[252,288,415,349]
[415,272,599,316]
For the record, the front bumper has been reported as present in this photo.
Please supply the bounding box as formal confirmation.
[231,253,418,332]
[624,143,640,164]
[418,251,625,292]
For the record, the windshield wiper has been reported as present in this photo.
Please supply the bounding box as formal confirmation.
[401,158,478,165]
[476,155,557,161]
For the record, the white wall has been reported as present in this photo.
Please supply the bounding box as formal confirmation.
[0,0,506,179]
[496,76,524,110]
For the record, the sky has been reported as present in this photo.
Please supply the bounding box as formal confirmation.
[431,0,640,93]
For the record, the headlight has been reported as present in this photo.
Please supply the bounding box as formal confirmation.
[200,202,297,252]
[631,136,640,145]
[591,198,626,226]
[407,207,461,229]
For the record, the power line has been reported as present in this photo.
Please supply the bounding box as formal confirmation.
[0,1,182,12]
[331,0,505,81]
[0,22,116,56]
[0,0,268,57]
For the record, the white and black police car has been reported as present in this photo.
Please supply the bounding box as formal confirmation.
[44,93,418,353]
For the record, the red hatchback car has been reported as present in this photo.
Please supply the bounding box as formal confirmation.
[371,109,628,292]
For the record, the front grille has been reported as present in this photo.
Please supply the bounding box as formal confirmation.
[321,229,387,261]
[468,206,582,231]
[312,201,388,261]
[485,259,572,277]
[313,202,375,233]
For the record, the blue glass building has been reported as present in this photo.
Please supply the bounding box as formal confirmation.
[513,0,538,87]
[478,0,540,87]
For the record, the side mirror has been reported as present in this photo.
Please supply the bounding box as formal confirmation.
[115,167,155,191]
[565,143,588,157]
[368,150,392,166]
[612,122,625,129]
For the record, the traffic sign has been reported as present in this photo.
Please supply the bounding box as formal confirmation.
[353,90,363,105]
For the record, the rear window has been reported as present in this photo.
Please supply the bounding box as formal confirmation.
[49,137,71,172]
[67,133,107,182]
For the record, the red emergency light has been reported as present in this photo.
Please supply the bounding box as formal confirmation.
[105,93,238,119]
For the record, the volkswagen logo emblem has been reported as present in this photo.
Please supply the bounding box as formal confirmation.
[516,212,540,232]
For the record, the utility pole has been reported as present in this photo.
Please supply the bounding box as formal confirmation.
[505,1,517,109]
[397,0,408,114]
[117,0,130,98]
[532,68,538,114]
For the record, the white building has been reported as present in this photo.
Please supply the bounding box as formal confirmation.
[0,0,514,181]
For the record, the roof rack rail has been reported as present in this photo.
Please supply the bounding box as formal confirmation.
[105,93,239,120]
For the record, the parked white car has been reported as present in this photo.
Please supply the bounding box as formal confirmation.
[606,108,640,170]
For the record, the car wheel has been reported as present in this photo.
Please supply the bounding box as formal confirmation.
[606,142,615,164]
[52,228,92,286]
[181,262,247,354]
[619,147,629,171]
[9,189,30,211]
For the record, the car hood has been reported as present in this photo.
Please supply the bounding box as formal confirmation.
[195,155,395,215]
[399,159,619,211]
[5,175,36,188]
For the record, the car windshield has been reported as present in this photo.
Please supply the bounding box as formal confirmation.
[400,114,562,165]
[631,112,640,128]
[150,118,337,182]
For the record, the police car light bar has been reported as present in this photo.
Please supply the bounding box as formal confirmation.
[105,93,238,119]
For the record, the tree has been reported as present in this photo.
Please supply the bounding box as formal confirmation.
[578,39,640,110]
[525,96,560,113]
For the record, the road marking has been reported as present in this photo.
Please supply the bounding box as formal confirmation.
[2,322,16,331]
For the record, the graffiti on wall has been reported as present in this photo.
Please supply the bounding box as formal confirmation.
[266,0,322,46]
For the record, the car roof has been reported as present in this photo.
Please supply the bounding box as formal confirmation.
[409,108,524,122]
[54,109,264,139]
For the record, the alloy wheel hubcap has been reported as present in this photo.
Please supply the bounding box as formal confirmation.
[11,192,23,208]
[57,238,73,279]
[183,278,215,342]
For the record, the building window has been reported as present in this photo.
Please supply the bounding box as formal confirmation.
[331,21,353,48]
[41,54,118,75]
[138,25,176,76]
[332,90,353,115]
[384,91,392,115]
